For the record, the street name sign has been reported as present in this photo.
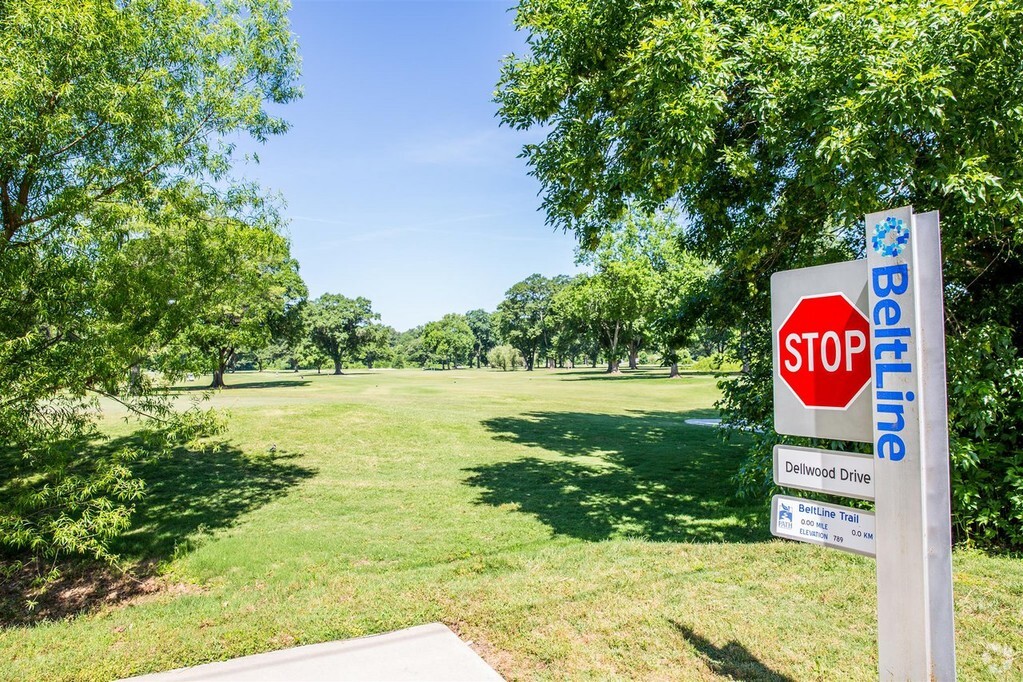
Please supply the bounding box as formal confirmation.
[771,260,872,442]
[770,495,875,558]
[773,445,874,501]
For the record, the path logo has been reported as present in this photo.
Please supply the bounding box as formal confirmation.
[778,503,793,529]
[872,216,910,257]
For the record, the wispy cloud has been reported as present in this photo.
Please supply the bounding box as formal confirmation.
[404,130,512,167]
[292,210,551,246]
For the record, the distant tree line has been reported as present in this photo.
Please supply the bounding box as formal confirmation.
[236,211,729,377]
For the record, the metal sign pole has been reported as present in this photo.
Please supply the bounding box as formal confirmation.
[866,207,955,680]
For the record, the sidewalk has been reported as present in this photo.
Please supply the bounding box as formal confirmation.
[122,623,504,681]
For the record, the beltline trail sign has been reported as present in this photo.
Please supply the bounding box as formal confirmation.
[770,495,875,557]
[769,206,956,681]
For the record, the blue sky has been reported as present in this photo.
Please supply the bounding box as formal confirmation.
[234,0,581,331]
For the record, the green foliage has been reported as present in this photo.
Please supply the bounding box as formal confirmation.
[947,325,1023,546]
[498,0,1023,547]
[162,213,307,388]
[690,354,742,373]
[423,313,475,369]
[465,309,497,368]
[359,323,398,369]
[0,0,300,562]
[487,344,525,371]
[306,295,378,374]
[496,274,569,370]
[392,326,431,369]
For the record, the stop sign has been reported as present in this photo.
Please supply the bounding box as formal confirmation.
[778,293,871,409]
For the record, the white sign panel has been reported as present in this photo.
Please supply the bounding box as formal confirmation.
[773,445,874,500]
[771,260,873,442]
[770,495,875,558]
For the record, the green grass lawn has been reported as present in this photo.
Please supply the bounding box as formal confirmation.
[1,368,1020,680]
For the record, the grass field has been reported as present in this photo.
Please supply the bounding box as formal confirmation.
[1,368,1021,680]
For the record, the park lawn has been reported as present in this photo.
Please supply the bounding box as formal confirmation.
[1,368,1021,681]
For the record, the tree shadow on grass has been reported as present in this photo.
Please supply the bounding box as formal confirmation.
[111,443,315,561]
[170,378,311,392]
[465,410,767,543]
[551,369,726,381]
[671,620,795,681]
[1,436,315,626]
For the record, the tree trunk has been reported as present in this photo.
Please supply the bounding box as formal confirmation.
[211,348,232,388]
[606,359,621,374]
[628,340,639,370]
[128,364,143,395]
[333,357,343,375]
[669,362,680,378]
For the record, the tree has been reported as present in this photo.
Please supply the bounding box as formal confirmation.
[168,217,306,388]
[394,326,429,369]
[496,274,567,370]
[465,309,497,368]
[307,295,379,375]
[295,337,329,374]
[423,314,475,370]
[558,263,652,373]
[497,0,1023,546]
[0,0,300,562]
[359,323,397,369]
[487,345,525,371]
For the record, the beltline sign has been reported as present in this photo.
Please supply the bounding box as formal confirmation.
[865,208,955,681]
[769,206,956,681]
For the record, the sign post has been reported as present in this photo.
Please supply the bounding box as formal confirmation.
[866,208,955,680]
[769,206,955,680]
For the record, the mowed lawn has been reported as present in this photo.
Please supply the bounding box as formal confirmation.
[1,368,1021,681]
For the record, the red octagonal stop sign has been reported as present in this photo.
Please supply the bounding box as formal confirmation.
[778,293,871,409]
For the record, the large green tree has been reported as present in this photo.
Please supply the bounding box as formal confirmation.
[465,309,497,368]
[496,274,568,370]
[167,217,306,388]
[0,0,300,562]
[423,314,475,370]
[498,0,1023,546]
[307,295,379,375]
[558,262,654,373]
[359,323,397,369]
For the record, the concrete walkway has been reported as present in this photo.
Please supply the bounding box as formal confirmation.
[123,623,504,682]
[683,418,724,428]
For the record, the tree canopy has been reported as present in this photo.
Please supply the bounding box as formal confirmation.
[423,313,475,369]
[496,274,569,370]
[498,0,1023,546]
[307,294,379,375]
[0,0,301,562]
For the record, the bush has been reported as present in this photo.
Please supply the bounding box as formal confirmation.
[690,353,742,372]
[488,345,525,371]
[946,325,1023,547]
